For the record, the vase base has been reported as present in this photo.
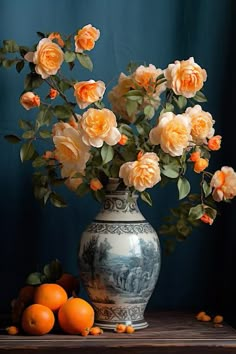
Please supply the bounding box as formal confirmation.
[94,318,149,330]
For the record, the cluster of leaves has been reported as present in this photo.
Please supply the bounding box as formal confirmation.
[25,259,63,286]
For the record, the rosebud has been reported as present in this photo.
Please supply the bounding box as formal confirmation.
[190,151,200,162]
[200,214,213,225]
[194,158,209,173]
[118,134,128,146]
[208,135,222,151]
[49,88,59,100]
[90,178,103,191]
[20,92,40,110]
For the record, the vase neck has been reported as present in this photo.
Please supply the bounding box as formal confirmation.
[94,191,146,222]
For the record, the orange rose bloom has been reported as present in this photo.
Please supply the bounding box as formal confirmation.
[208,135,222,151]
[80,108,121,147]
[194,158,209,173]
[210,167,236,201]
[90,178,103,191]
[165,57,207,98]
[118,134,128,145]
[74,80,105,109]
[20,92,40,110]
[74,24,100,53]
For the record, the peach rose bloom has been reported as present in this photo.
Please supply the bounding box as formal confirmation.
[210,166,236,202]
[80,108,121,147]
[90,178,103,191]
[200,214,213,225]
[133,64,165,93]
[25,38,64,79]
[108,73,136,122]
[164,57,207,98]
[208,135,222,151]
[189,151,200,162]
[149,112,191,156]
[185,105,215,143]
[74,80,106,109]
[74,24,100,53]
[119,152,161,192]
[194,158,209,173]
[52,121,71,136]
[20,92,40,110]
[53,125,90,172]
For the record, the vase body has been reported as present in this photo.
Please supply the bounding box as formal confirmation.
[78,189,161,330]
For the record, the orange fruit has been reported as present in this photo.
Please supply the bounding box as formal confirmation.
[126,325,135,334]
[56,273,80,297]
[18,285,35,305]
[34,283,68,312]
[115,323,126,333]
[21,304,55,335]
[6,326,19,335]
[89,326,103,335]
[58,297,94,334]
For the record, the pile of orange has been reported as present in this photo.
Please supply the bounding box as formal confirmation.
[9,274,95,336]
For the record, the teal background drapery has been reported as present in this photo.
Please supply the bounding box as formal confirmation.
[0,0,235,322]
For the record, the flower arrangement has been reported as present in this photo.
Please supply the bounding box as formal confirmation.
[1,24,236,244]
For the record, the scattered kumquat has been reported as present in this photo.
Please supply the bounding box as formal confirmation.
[196,311,206,321]
[115,323,126,333]
[80,327,90,336]
[213,315,223,324]
[6,326,19,335]
[125,325,135,334]
[89,326,103,335]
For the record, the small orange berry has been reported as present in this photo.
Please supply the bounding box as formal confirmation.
[115,323,126,333]
[126,325,135,334]
[6,326,19,335]
[201,314,211,322]
[196,311,206,320]
[80,327,90,336]
[90,178,103,191]
[89,326,103,335]
[213,315,223,324]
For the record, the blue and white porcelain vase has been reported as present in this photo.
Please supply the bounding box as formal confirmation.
[78,180,161,330]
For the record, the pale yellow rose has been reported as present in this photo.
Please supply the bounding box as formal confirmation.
[74,24,100,53]
[20,92,40,110]
[164,57,207,98]
[80,108,121,147]
[53,125,90,172]
[210,166,236,202]
[149,112,191,156]
[108,73,135,122]
[185,105,215,143]
[119,152,161,192]
[52,121,71,136]
[25,38,64,79]
[74,80,106,109]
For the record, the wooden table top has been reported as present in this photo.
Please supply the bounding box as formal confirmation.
[0,311,236,353]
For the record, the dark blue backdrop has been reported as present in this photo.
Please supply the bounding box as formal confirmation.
[0,0,236,322]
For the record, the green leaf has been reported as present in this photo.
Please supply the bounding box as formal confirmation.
[193,90,207,103]
[101,144,114,165]
[205,207,217,219]
[177,177,191,200]
[4,134,21,144]
[119,124,134,138]
[140,191,152,206]
[20,141,35,162]
[50,193,67,208]
[43,259,63,281]
[32,156,47,168]
[189,204,204,220]
[64,51,76,63]
[3,39,19,52]
[161,166,179,179]
[76,53,93,71]
[36,108,53,128]
[76,183,90,197]
[53,105,72,119]
[125,90,143,97]
[203,180,212,198]
[39,130,51,139]
[25,272,42,286]
[37,31,46,39]
[175,95,187,110]
[22,130,35,139]
[19,119,33,130]
[144,105,155,119]
[2,59,17,68]
[161,103,174,113]
[34,185,50,200]
[93,189,105,203]
[16,60,24,73]
[126,100,138,117]
[24,73,43,90]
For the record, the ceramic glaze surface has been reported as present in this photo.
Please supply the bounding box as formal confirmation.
[78,191,161,329]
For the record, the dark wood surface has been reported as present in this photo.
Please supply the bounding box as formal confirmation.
[1,311,236,353]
